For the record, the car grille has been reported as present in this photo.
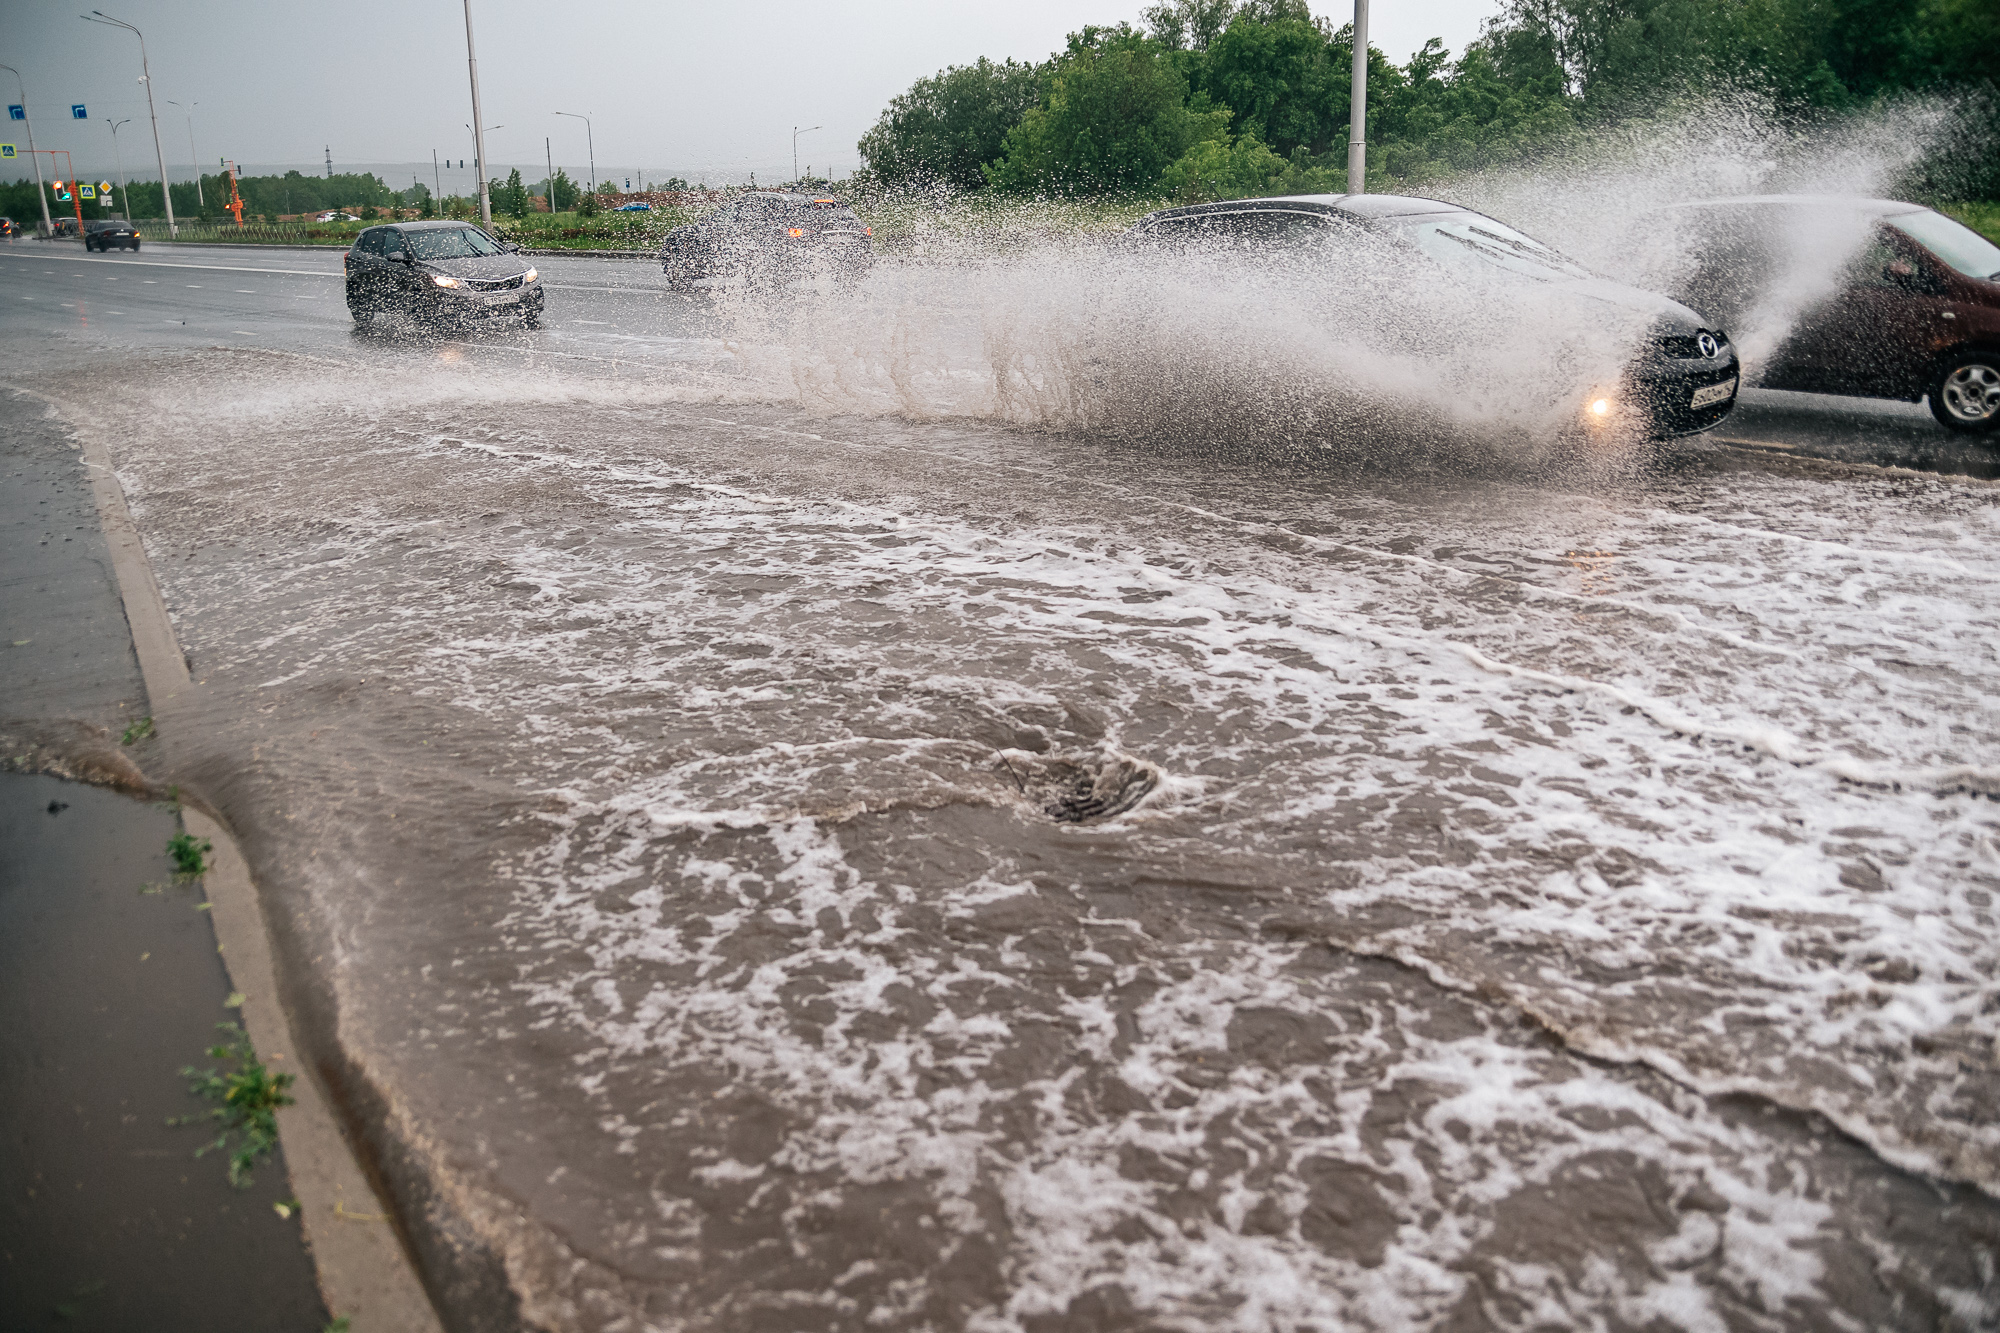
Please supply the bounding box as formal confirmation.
[465,275,523,291]
[1657,329,1728,359]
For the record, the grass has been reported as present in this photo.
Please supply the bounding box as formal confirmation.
[170,1022,296,1188]
[1943,202,2000,246]
[120,716,153,745]
[167,830,211,877]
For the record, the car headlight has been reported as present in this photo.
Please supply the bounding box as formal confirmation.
[522,267,538,283]
[431,273,462,288]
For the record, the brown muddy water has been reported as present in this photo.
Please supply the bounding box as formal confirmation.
[22,342,2000,1331]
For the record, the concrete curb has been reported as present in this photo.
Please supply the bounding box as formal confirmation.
[55,397,446,1333]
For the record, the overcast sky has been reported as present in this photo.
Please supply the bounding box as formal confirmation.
[5,0,1502,187]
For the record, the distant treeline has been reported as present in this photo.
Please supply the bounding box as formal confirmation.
[857,0,1998,201]
[0,170,409,224]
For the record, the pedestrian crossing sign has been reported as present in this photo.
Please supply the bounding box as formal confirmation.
[80,184,96,200]
[0,144,14,158]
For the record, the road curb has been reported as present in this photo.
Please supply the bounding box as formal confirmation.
[48,393,447,1333]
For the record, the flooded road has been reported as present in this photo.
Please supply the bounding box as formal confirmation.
[4,242,1999,1330]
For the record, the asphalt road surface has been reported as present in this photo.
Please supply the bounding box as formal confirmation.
[3,236,1995,480]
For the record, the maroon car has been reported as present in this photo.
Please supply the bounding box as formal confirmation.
[1656,197,2000,435]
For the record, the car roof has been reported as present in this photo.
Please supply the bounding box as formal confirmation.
[390,219,483,230]
[1138,193,1470,225]
[1655,195,1927,218]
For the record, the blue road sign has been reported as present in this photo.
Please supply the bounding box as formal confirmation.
[71,104,87,119]
[8,105,23,121]
[0,145,15,159]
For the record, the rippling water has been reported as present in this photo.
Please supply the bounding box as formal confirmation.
[46,338,2000,1330]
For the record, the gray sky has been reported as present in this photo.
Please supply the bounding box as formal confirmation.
[4,0,1502,187]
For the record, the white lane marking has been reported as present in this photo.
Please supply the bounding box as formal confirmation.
[186,284,202,288]
[235,289,257,293]
[233,330,255,336]
[574,318,612,325]
[0,251,340,279]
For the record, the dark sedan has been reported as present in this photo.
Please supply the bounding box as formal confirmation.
[345,221,543,330]
[84,218,141,252]
[1130,194,1741,441]
[659,192,872,291]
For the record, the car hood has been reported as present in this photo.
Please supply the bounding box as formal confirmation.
[419,254,529,279]
[1555,276,1713,334]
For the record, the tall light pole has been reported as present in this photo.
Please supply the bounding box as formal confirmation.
[792,125,820,186]
[462,0,492,225]
[0,65,52,236]
[166,99,202,206]
[554,112,594,193]
[1346,0,1369,194]
[83,11,177,237]
[105,117,130,219]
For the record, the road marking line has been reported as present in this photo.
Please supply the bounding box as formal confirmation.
[235,289,257,293]
[0,251,340,279]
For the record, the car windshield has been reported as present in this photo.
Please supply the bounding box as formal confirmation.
[1887,209,2000,280]
[1380,211,1591,281]
[403,227,505,260]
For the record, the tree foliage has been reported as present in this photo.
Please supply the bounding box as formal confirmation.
[858,57,1043,191]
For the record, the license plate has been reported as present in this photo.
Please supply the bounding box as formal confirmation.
[487,290,520,304]
[1690,378,1737,409]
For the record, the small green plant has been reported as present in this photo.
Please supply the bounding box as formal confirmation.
[167,831,212,877]
[323,1317,353,1333]
[171,1022,296,1188]
[120,716,154,745]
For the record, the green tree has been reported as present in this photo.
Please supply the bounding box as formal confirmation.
[859,56,1045,192]
[986,27,1231,194]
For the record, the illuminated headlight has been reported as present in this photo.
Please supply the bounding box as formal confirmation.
[522,267,538,283]
[1588,397,1613,417]
[430,273,462,288]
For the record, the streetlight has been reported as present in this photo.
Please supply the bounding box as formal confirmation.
[553,112,594,193]
[82,11,177,238]
[793,126,820,186]
[166,99,202,206]
[0,64,52,236]
[1346,0,1368,193]
[105,117,130,219]
[462,0,493,225]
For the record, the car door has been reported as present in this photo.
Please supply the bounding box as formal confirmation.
[379,228,425,309]
[350,228,389,302]
[1775,227,1953,399]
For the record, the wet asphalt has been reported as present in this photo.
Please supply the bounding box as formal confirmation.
[1,236,1993,481]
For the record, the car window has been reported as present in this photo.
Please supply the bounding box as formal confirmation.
[404,227,504,259]
[1381,211,1591,281]
[1886,209,2000,281]
[354,229,386,256]
[382,230,408,257]
[1141,210,1340,250]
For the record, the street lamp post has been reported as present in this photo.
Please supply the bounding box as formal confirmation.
[105,117,130,219]
[554,112,594,194]
[83,11,177,238]
[462,0,492,225]
[0,65,52,236]
[166,99,202,206]
[1346,0,1369,193]
[792,125,820,186]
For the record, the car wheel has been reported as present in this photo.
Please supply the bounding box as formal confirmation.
[1929,352,2000,434]
[349,300,372,327]
[523,308,543,329]
[130,241,139,252]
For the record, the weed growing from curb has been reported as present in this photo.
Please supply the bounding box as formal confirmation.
[120,716,154,745]
[171,1022,296,1187]
[167,830,211,878]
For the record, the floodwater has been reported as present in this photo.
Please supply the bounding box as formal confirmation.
[25,309,1998,1330]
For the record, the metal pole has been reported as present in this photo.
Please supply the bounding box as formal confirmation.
[85,13,177,237]
[1346,0,1368,194]
[106,117,130,219]
[433,148,441,203]
[555,112,594,193]
[545,136,553,213]
[792,126,820,185]
[0,65,52,236]
[463,0,492,225]
[168,100,201,206]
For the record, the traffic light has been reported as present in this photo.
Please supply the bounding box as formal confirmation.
[53,180,71,201]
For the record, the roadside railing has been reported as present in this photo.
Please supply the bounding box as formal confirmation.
[134,219,360,246]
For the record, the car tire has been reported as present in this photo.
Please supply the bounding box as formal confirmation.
[130,241,139,252]
[1929,351,2000,434]
[523,308,542,330]
[349,300,372,327]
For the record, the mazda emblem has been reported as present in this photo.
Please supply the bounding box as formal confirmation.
[1696,332,1719,358]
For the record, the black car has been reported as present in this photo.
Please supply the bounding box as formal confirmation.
[659,192,872,291]
[84,218,140,252]
[0,217,16,239]
[345,221,543,330]
[1130,194,1742,440]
